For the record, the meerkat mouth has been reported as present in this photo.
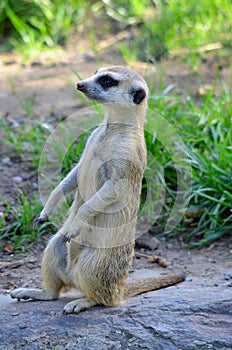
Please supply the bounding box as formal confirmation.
[84,92,105,102]
[76,83,104,102]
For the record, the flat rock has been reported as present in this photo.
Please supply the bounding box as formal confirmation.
[1,274,231,350]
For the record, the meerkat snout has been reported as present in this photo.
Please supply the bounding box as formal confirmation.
[76,82,86,92]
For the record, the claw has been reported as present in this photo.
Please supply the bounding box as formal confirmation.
[62,234,71,244]
[33,214,48,229]
[33,216,40,229]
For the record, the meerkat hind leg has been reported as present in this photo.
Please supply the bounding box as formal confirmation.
[63,298,97,314]
[11,235,66,302]
[11,287,59,301]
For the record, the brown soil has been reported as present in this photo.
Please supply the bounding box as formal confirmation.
[1,235,232,296]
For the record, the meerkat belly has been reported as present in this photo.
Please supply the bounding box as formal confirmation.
[76,243,134,305]
[76,158,142,247]
[73,124,145,248]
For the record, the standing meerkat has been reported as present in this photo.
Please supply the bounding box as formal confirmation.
[11,66,185,314]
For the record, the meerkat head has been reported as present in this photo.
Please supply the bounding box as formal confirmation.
[76,66,148,108]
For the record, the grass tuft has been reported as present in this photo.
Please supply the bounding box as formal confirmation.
[0,192,54,252]
[145,82,232,246]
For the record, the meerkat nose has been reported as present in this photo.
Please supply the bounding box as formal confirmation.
[77,82,86,92]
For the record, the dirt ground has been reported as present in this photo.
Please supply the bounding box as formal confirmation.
[0,46,231,300]
[1,233,232,296]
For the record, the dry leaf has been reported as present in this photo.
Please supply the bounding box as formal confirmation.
[4,244,14,253]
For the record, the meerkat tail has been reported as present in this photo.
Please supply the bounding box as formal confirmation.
[124,273,186,299]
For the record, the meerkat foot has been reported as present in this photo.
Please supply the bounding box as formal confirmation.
[63,298,97,314]
[11,288,58,301]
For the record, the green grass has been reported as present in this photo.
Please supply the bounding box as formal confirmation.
[104,0,232,64]
[0,118,53,251]
[1,1,231,63]
[0,192,53,252]
[145,82,232,246]
[0,100,90,251]
[0,0,87,59]
[1,118,49,168]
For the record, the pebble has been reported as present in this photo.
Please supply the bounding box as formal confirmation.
[0,92,8,98]
[41,122,53,132]
[12,176,23,184]
[2,157,12,166]
[174,255,183,260]
[149,237,160,250]
[32,182,38,189]
[193,340,207,346]
[186,276,193,282]
[19,324,27,329]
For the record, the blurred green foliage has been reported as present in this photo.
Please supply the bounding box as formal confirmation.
[0,0,86,54]
[1,0,231,61]
[146,83,232,247]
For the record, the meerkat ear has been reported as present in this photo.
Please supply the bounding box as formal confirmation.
[132,88,146,105]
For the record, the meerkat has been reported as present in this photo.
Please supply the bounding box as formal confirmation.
[11,66,185,314]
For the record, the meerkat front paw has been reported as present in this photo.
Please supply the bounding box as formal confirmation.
[61,229,80,244]
[33,213,48,228]
[61,223,84,244]
[62,233,72,243]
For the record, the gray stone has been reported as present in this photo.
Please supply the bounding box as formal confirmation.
[1,275,232,350]
[12,176,23,184]
[136,232,160,250]
[1,157,12,166]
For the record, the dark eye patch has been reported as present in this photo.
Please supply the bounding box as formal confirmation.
[97,75,119,89]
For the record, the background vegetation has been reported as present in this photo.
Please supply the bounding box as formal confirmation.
[1,0,231,61]
[0,0,231,249]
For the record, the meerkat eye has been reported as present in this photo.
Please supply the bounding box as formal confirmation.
[98,75,119,89]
